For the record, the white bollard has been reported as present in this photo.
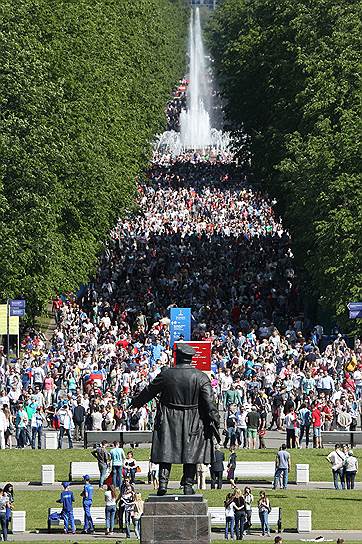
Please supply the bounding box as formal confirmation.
[296,463,310,484]
[12,511,26,532]
[44,431,58,450]
[297,510,312,532]
[41,464,55,485]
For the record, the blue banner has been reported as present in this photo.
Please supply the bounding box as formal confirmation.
[10,299,26,309]
[170,307,191,347]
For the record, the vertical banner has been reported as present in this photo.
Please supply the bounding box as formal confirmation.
[170,307,191,347]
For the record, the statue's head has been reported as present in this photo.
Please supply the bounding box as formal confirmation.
[175,342,196,366]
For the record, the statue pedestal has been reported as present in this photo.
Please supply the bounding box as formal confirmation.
[141,494,211,544]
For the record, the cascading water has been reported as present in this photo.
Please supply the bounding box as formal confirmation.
[156,7,230,155]
[180,9,212,149]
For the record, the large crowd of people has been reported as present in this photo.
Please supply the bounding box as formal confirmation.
[0,80,361,454]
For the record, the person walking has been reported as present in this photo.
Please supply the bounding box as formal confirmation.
[227,447,237,485]
[31,406,44,449]
[73,398,86,442]
[0,409,7,450]
[258,490,271,537]
[210,444,224,490]
[0,488,10,542]
[233,488,246,540]
[104,484,117,536]
[57,403,73,449]
[243,486,254,535]
[3,484,14,535]
[124,451,137,485]
[133,492,144,539]
[110,440,125,489]
[312,402,323,448]
[57,482,75,534]
[224,492,236,540]
[246,406,260,450]
[284,409,296,449]
[196,463,208,490]
[121,484,135,539]
[326,444,346,490]
[15,403,28,449]
[345,450,358,489]
[273,444,291,490]
[92,440,110,488]
[81,475,94,534]
[298,404,312,448]
[149,459,159,490]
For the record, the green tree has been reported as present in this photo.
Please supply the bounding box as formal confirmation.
[209,0,362,327]
[0,0,188,317]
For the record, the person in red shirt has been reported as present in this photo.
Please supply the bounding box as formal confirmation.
[321,401,333,431]
[312,402,323,448]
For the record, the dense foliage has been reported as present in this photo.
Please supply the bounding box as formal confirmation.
[0,0,187,316]
[208,0,362,326]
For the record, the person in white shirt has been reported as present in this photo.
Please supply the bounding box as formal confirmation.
[104,484,117,535]
[0,409,8,449]
[353,368,362,400]
[345,450,358,489]
[224,494,236,540]
[326,444,346,490]
[57,404,73,449]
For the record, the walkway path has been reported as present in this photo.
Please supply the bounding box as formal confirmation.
[5,529,362,541]
[3,481,361,491]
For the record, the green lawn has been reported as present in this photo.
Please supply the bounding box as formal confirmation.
[1,447,361,483]
[12,487,362,532]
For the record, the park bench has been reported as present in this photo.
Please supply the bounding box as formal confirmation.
[84,430,152,448]
[209,506,282,533]
[48,507,105,532]
[234,461,275,480]
[321,430,362,447]
[68,460,149,482]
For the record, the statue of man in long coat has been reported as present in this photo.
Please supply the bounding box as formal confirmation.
[130,343,220,495]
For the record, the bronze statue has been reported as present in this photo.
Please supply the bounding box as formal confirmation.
[130,343,220,495]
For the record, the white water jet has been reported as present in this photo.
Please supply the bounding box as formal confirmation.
[156,7,230,155]
[180,8,212,150]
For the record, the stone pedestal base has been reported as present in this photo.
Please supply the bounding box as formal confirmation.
[141,495,210,544]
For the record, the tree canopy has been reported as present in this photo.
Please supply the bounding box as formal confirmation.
[0,0,187,316]
[208,0,361,327]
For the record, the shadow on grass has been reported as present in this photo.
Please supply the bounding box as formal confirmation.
[325,496,362,501]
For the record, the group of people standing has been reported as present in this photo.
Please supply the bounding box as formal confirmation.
[224,486,271,539]
[56,475,144,537]
[326,444,359,490]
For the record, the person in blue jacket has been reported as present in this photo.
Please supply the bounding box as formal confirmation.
[81,475,94,534]
[57,482,75,534]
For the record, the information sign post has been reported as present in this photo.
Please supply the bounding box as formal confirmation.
[170,307,191,347]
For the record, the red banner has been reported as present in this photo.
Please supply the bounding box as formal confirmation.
[173,341,211,372]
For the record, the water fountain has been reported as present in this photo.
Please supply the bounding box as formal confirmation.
[156,7,229,155]
[180,8,212,149]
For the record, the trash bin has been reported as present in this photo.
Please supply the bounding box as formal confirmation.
[41,464,55,485]
[12,511,26,532]
[297,510,312,532]
[296,463,310,484]
[44,431,58,449]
